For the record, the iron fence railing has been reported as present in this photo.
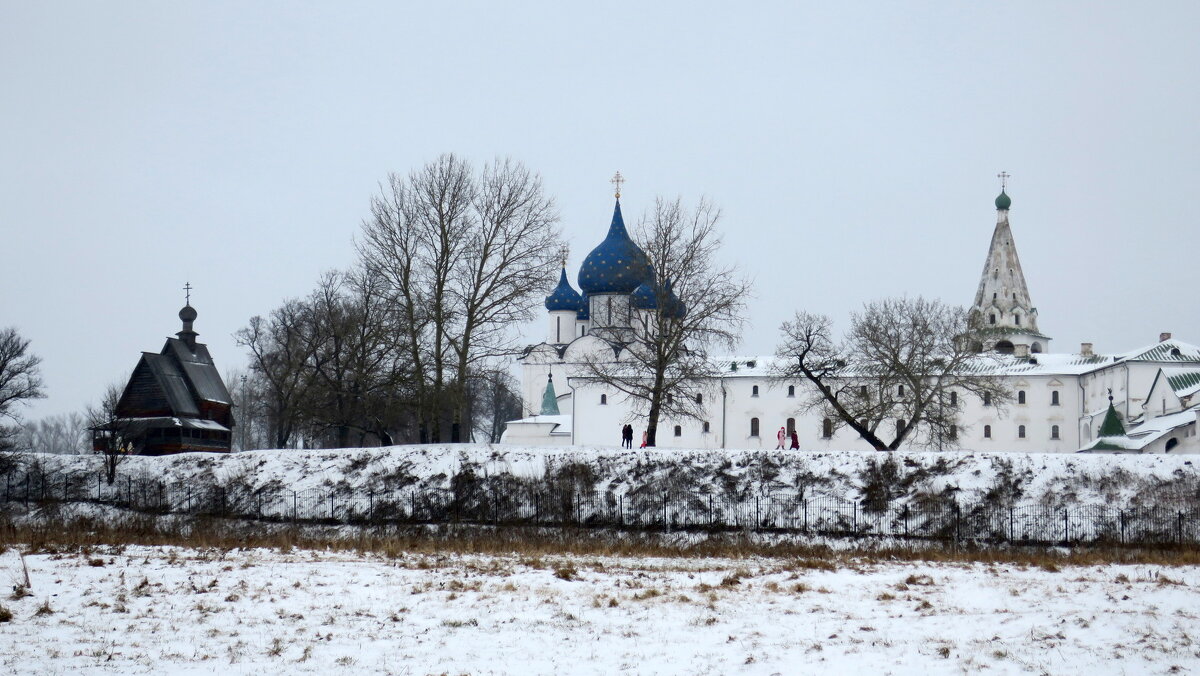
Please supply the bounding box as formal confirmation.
[3,469,1198,546]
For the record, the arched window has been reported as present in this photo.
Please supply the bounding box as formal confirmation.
[702,421,710,434]
[1031,343,1043,354]
[752,385,759,397]
[600,394,607,405]
[1018,390,1026,404]
[822,418,833,438]
[1051,425,1060,440]
[1051,391,1060,406]
[1166,438,1180,452]
[787,385,795,397]
[949,391,958,407]
[859,385,868,397]
[984,425,991,439]
[750,417,760,437]
[1014,313,1021,326]
[989,314,997,325]
[983,392,992,406]
[695,393,703,405]
[898,385,905,396]
[786,418,796,435]
[995,341,1014,354]
[673,425,682,437]
[1018,425,1026,439]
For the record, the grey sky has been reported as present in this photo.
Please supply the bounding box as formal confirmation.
[3,2,1199,422]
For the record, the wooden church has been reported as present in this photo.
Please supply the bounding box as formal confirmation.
[92,298,235,455]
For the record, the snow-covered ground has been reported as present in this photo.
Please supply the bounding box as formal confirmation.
[1,545,1199,675]
[15,443,1200,507]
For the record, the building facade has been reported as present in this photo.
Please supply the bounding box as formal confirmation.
[502,188,1200,454]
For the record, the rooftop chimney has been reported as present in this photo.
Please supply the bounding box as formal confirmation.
[1160,332,1172,342]
[1081,342,1094,357]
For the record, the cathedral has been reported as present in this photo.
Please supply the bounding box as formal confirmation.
[502,180,1200,454]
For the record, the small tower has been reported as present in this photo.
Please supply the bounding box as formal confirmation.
[177,282,199,349]
[544,266,583,344]
[540,373,561,416]
[969,174,1051,354]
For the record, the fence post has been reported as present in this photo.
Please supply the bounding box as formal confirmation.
[1119,508,1126,543]
[903,504,909,537]
[1062,509,1069,543]
[803,499,808,532]
[618,494,623,527]
[954,502,960,542]
[1178,511,1184,544]
[329,493,335,520]
[663,493,669,534]
[534,491,540,525]
[755,496,761,531]
[853,500,858,535]
[708,494,713,527]
[1008,506,1015,543]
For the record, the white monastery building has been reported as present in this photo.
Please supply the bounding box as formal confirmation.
[502,184,1200,454]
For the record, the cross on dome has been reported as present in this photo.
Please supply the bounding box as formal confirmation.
[610,171,624,199]
[997,171,1010,192]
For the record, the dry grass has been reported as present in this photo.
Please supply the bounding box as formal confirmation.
[2,513,1199,568]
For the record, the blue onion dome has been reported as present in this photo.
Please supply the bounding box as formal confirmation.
[995,191,1011,210]
[631,281,657,310]
[544,267,584,312]
[660,280,687,319]
[577,200,651,294]
[576,292,590,320]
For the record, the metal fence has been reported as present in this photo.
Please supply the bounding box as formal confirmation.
[3,469,1198,546]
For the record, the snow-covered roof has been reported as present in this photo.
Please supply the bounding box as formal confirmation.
[1162,368,1200,398]
[1081,406,1197,452]
[505,414,572,436]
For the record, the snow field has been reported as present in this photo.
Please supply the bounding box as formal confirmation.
[1,546,1199,674]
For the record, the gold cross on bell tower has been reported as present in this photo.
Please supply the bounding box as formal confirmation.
[610,171,624,199]
[997,171,1010,192]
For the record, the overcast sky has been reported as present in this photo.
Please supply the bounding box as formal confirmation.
[3,2,1199,421]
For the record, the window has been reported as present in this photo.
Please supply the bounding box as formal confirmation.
[989,314,996,325]
[750,417,760,437]
[1051,390,1060,406]
[859,385,868,397]
[673,425,682,437]
[949,391,957,407]
[787,418,796,435]
[1051,425,1060,440]
[898,385,905,396]
[1018,390,1026,405]
[822,418,833,438]
[702,421,710,434]
[1018,425,1026,439]
[751,385,759,397]
[1166,438,1180,452]
[896,419,906,436]
[695,393,703,405]
[787,385,795,397]
[1014,313,1021,326]
[666,393,674,405]
[983,392,992,406]
[984,425,991,439]
[600,394,607,405]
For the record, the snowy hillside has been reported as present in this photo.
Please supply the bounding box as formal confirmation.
[15,444,1200,508]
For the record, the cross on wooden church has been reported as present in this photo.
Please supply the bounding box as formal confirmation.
[611,171,624,199]
[183,282,193,304]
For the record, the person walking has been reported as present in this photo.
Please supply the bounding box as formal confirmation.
[776,426,787,450]
[789,430,799,450]
[621,424,633,449]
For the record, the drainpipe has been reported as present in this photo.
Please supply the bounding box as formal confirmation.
[1078,375,1086,451]
[567,377,578,446]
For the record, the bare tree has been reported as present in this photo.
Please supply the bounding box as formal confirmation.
[17,412,88,454]
[0,327,45,449]
[86,383,131,484]
[358,154,562,443]
[470,368,524,443]
[235,300,316,448]
[775,297,1009,451]
[576,197,750,446]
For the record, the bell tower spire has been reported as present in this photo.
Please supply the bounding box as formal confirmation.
[970,175,1050,354]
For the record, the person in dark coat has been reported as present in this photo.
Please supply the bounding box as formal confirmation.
[621,424,633,449]
[789,430,800,450]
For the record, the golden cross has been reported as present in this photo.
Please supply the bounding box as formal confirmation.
[183,281,193,304]
[559,244,570,268]
[997,171,1010,192]
[610,171,624,199]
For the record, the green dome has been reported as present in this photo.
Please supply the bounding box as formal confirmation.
[995,191,1011,210]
